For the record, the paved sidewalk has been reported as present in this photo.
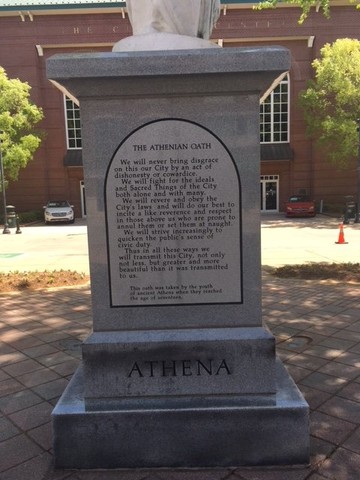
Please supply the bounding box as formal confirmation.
[1,275,360,480]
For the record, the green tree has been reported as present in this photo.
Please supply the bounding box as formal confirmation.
[256,0,360,24]
[298,38,360,169]
[0,67,43,182]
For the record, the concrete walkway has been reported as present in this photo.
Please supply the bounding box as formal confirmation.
[0,220,90,274]
[261,214,360,267]
[0,215,360,479]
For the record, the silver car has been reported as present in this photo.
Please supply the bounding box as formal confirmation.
[44,200,74,224]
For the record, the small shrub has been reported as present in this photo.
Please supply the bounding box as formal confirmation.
[18,278,31,289]
[18,210,43,224]
[0,210,43,225]
[321,203,345,215]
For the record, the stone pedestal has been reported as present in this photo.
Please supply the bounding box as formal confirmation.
[47,46,309,469]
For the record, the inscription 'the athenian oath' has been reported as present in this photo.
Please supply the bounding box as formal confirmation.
[105,119,242,307]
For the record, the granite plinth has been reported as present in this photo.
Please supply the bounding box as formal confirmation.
[52,359,309,469]
[82,327,276,410]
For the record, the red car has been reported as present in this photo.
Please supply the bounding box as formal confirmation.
[285,195,316,217]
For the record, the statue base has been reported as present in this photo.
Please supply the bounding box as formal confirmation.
[112,32,220,51]
[52,359,309,468]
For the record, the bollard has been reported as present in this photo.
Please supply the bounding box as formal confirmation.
[15,215,22,234]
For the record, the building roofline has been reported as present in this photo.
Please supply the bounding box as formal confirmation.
[1,1,125,12]
[0,0,253,13]
[0,0,353,17]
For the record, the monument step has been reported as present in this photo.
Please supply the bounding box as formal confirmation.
[82,327,276,408]
[52,359,309,469]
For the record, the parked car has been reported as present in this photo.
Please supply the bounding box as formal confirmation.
[44,200,74,224]
[285,195,316,217]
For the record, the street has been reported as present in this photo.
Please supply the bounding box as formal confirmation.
[261,214,360,266]
[0,214,359,273]
[0,219,89,274]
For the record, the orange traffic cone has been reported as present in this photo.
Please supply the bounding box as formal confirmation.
[335,223,348,244]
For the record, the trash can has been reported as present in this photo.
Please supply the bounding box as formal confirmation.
[6,205,17,228]
[343,196,357,224]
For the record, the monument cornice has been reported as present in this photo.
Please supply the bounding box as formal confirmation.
[47,46,290,81]
[47,47,290,104]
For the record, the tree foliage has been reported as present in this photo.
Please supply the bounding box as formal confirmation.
[255,0,360,24]
[298,38,360,169]
[0,67,43,182]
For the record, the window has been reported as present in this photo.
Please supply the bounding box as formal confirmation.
[64,96,82,149]
[63,78,289,149]
[260,75,289,143]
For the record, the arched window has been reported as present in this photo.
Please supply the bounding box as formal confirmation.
[260,74,289,143]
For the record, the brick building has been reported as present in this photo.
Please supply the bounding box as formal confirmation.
[0,0,359,217]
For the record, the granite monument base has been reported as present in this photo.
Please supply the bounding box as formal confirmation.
[82,327,277,410]
[52,359,309,469]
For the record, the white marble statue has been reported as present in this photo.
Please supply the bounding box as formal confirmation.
[113,0,221,51]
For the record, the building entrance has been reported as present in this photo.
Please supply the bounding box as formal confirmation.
[260,175,279,212]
